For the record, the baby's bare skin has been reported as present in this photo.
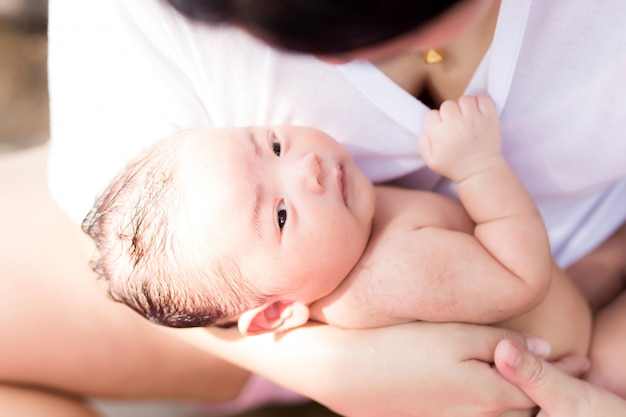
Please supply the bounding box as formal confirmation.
[567,223,626,311]
[313,95,591,361]
[567,222,626,396]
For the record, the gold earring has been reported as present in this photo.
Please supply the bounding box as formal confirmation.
[424,48,445,64]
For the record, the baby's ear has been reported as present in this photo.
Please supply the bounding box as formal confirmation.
[238,300,309,336]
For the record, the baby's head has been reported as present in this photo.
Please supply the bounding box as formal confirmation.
[83,126,375,334]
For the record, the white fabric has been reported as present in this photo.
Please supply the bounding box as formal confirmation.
[48,0,625,265]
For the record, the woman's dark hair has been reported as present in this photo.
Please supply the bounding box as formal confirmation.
[165,0,462,54]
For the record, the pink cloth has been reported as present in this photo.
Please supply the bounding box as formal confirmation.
[195,374,309,416]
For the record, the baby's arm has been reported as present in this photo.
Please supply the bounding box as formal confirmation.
[313,95,553,329]
[419,94,552,314]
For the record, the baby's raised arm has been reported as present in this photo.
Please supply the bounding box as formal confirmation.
[418,94,552,318]
[312,94,553,329]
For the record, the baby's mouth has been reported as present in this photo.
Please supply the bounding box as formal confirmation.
[339,164,348,206]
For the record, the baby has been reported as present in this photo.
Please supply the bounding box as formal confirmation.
[83,95,590,359]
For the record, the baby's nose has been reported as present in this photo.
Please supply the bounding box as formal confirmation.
[298,153,323,194]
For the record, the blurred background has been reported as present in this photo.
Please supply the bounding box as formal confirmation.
[0,1,339,416]
[0,0,48,153]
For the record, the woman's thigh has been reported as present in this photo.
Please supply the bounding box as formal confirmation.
[0,145,250,401]
[0,384,100,417]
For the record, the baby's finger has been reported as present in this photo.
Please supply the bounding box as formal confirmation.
[466,327,549,364]
[475,93,497,116]
[457,95,481,116]
[550,355,590,378]
[438,99,461,119]
[417,134,433,160]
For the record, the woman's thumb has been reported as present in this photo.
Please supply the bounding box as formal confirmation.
[494,339,581,413]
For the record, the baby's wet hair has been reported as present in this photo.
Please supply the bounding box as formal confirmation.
[82,132,261,328]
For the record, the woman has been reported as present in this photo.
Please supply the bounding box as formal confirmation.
[1,0,624,415]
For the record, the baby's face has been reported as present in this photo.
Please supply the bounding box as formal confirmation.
[178,126,375,303]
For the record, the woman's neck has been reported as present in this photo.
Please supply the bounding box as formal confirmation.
[372,0,501,107]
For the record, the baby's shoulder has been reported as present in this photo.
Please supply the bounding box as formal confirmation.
[373,185,471,233]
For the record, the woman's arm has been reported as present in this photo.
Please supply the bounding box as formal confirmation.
[174,322,545,417]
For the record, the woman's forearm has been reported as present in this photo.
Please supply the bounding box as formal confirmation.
[173,322,539,417]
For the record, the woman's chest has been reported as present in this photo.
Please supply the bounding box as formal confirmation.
[372,49,484,109]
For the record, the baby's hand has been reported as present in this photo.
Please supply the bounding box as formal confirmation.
[418,94,502,183]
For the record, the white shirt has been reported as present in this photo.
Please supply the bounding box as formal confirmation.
[48,0,626,268]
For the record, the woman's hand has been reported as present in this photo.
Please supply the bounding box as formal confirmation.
[178,321,548,417]
[495,339,626,417]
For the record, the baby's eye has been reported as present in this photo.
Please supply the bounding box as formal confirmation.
[277,201,287,230]
[271,136,282,156]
